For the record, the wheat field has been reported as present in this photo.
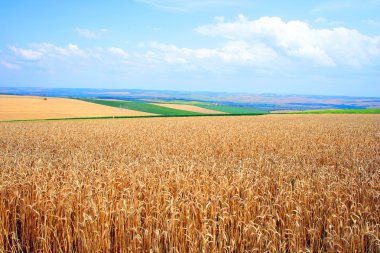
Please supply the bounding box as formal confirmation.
[0,115,379,252]
[0,95,153,121]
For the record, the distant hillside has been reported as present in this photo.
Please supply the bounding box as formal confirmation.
[1,87,379,111]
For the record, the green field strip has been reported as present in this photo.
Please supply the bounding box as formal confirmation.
[0,113,268,123]
[288,108,380,114]
[148,99,211,105]
[197,104,268,114]
[80,99,205,116]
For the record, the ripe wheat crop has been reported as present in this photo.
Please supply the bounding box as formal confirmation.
[0,115,379,252]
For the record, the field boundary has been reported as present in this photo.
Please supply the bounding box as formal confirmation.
[0,112,267,123]
[79,98,206,116]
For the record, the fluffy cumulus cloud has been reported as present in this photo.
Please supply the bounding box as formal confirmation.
[2,43,135,74]
[196,15,380,66]
[7,44,132,63]
[9,46,43,60]
[7,40,278,71]
[8,43,88,62]
[34,43,86,58]
[145,41,277,66]
[5,15,380,72]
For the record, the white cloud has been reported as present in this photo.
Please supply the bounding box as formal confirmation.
[0,60,19,69]
[9,44,129,62]
[8,43,88,65]
[196,15,380,66]
[75,28,108,39]
[8,43,134,70]
[145,40,278,66]
[29,43,86,59]
[7,15,380,73]
[9,46,43,60]
[108,47,129,58]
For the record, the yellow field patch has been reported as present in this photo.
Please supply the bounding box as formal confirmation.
[0,95,153,120]
[156,103,225,114]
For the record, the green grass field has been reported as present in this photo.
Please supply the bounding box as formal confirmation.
[148,99,209,105]
[197,104,267,114]
[81,99,268,116]
[80,99,205,116]
[290,108,380,114]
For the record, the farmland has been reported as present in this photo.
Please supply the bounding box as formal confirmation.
[156,103,225,114]
[80,99,206,116]
[2,95,378,122]
[0,95,153,121]
[0,96,269,122]
[0,114,379,252]
[197,104,267,114]
[79,99,267,116]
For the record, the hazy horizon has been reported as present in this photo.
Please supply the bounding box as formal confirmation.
[2,86,380,100]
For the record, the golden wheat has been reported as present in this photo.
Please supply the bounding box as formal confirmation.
[0,95,153,120]
[0,114,379,252]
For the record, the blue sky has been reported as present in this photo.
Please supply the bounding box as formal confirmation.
[0,0,379,96]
